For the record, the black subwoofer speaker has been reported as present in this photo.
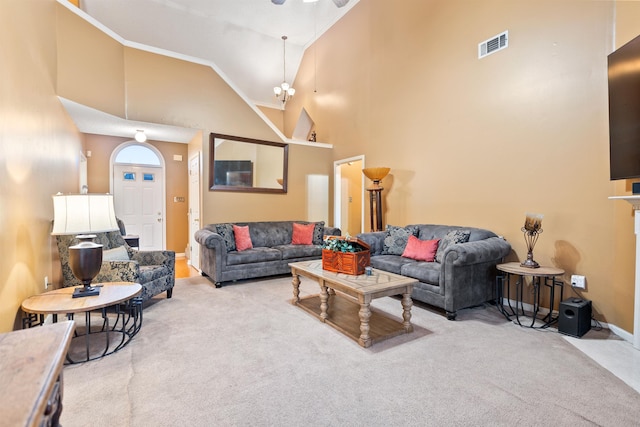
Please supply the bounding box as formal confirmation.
[558,298,592,338]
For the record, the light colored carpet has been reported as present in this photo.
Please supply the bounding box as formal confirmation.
[61,275,640,426]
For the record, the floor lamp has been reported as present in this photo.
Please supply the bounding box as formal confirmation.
[52,193,119,298]
[362,167,390,232]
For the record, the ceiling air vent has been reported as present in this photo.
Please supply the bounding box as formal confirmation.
[478,30,508,59]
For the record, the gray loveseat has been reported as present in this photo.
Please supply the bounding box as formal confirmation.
[356,224,511,320]
[195,221,341,287]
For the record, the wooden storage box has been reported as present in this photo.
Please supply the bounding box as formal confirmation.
[321,237,371,275]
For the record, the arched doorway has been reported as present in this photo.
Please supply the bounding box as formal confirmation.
[110,142,166,250]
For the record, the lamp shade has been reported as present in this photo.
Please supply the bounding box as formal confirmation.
[362,167,390,182]
[52,194,119,235]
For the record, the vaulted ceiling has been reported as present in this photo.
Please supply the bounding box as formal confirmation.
[80,0,359,109]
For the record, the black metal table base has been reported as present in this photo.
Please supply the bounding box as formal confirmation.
[24,297,143,364]
[496,273,563,329]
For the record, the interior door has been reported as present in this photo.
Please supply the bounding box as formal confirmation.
[188,153,201,270]
[113,164,164,250]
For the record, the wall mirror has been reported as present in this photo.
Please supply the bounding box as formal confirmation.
[209,133,288,193]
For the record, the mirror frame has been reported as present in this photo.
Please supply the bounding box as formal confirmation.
[209,132,288,193]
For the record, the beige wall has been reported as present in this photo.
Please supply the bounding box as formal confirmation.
[257,106,284,134]
[0,1,335,332]
[84,134,189,253]
[0,0,84,332]
[285,0,640,333]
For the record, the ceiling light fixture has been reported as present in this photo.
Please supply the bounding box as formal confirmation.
[274,36,295,105]
[134,130,147,142]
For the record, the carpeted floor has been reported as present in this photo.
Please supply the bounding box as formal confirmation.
[61,275,640,426]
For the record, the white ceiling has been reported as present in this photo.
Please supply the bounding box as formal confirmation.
[78,0,355,106]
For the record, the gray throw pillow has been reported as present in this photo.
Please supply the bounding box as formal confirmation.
[312,221,325,245]
[215,224,236,252]
[383,225,419,255]
[435,229,471,263]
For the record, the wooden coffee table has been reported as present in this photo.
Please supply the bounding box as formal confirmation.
[289,260,416,348]
[21,282,142,363]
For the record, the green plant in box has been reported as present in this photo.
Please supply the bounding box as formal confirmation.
[321,234,367,253]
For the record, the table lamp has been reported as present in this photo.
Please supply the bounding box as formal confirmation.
[52,193,119,298]
[521,213,543,268]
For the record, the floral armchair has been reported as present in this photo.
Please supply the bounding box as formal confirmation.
[55,231,175,301]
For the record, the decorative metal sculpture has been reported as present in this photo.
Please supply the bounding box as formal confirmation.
[521,213,543,268]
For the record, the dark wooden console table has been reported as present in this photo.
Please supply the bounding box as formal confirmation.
[0,321,75,426]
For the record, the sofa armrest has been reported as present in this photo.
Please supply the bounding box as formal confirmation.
[323,226,342,237]
[195,229,226,251]
[355,231,386,255]
[442,237,511,266]
[194,228,227,282]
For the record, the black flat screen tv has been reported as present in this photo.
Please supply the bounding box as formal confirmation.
[214,160,253,187]
[608,33,640,180]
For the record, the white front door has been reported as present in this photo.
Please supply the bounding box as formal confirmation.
[113,164,164,250]
[188,153,201,270]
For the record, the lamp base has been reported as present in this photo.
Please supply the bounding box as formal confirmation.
[72,285,100,298]
[520,258,540,268]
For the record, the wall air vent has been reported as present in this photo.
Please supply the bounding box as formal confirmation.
[478,30,508,59]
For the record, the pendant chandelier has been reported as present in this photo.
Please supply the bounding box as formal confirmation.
[274,35,295,104]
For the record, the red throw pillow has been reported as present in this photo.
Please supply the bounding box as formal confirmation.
[401,235,440,262]
[292,222,315,245]
[233,225,253,251]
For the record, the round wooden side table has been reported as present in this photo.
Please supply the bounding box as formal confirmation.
[21,282,142,363]
[496,262,565,328]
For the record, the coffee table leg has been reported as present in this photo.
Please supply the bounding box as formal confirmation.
[358,300,372,348]
[320,281,329,321]
[291,272,300,304]
[402,291,413,333]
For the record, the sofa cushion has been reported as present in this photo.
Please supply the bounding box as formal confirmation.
[400,262,441,286]
[435,229,471,263]
[274,244,322,260]
[383,225,419,255]
[233,225,253,251]
[215,224,237,252]
[226,247,282,266]
[243,222,292,247]
[370,255,415,275]
[402,236,439,262]
[292,222,315,245]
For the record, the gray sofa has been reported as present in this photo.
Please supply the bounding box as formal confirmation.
[356,224,511,320]
[195,221,341,287]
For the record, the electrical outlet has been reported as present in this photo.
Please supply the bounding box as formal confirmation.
[571,274,586,289]
[44,276,49,289]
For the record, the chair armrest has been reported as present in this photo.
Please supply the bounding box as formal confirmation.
[95,260,140,283]
[355,231,386,255]
[131,250,176,267]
